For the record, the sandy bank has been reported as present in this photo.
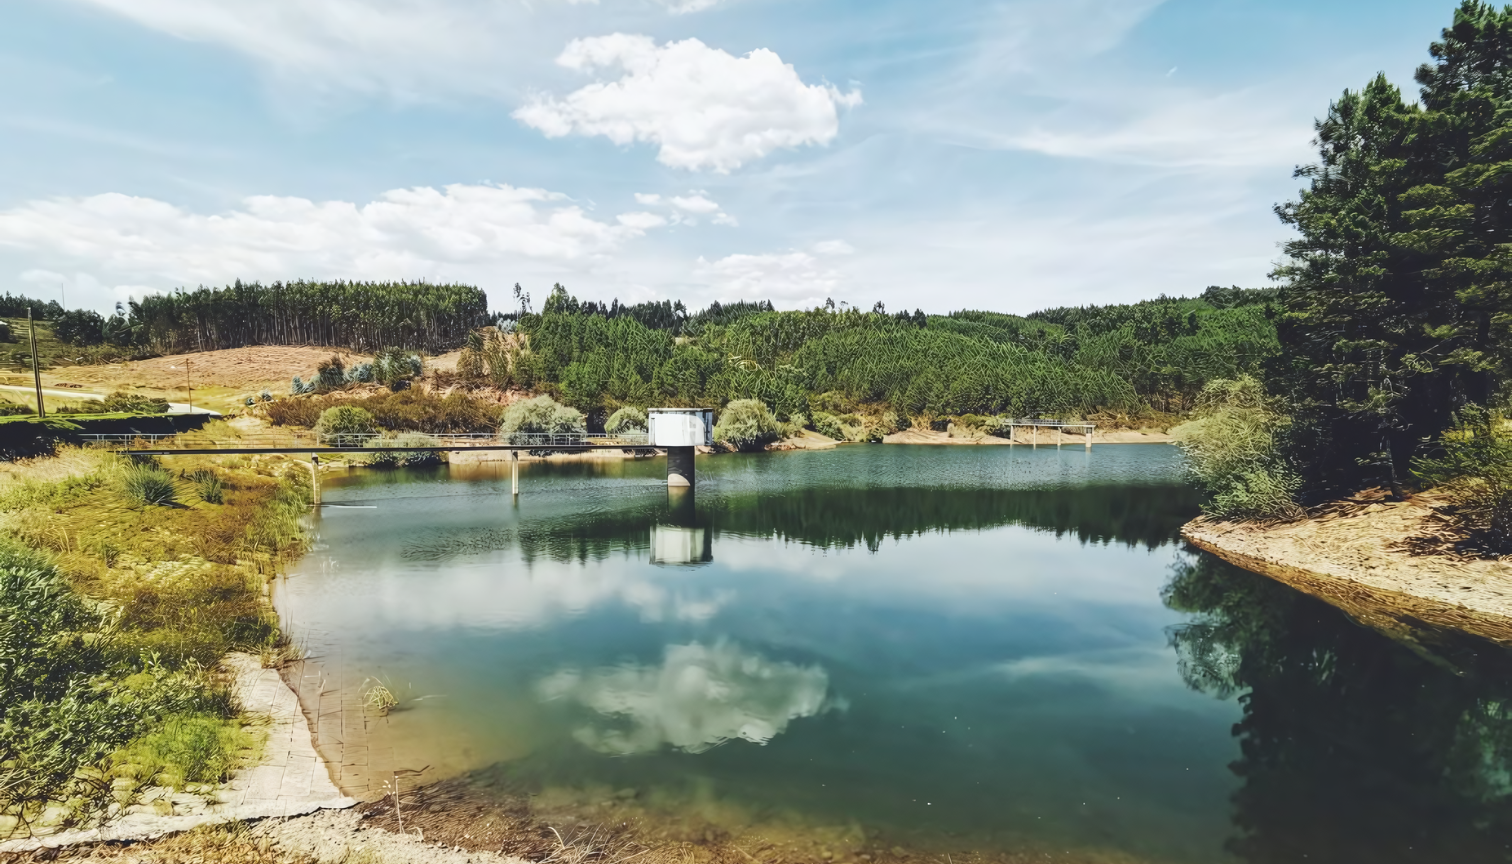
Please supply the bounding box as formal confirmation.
[884,427,1171,445]
[769,429,840,450]
[1183,496,1512,648]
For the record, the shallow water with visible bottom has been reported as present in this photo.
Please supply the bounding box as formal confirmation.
[278,445,1512,864]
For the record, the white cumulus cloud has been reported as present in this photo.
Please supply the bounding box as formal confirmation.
[633,190,738,226]
[0,184,664,299]
[515,34,862,172]
[694,240,853,306]
[537,640,837,755]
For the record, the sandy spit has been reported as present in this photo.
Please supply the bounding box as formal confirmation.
[1183,500,1512,647]
[883,428,1171,446]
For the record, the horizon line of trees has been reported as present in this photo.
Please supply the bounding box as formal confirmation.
[479,283,1279,422]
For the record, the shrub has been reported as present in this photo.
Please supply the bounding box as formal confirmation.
[314,355,347,393]
[714,399,782,452]
[1170,375,1302,521]
[812,411,846,441]
[101,391,170,414]
[344,361,375,385]
[260,389,273,403]
[368,389,495,433]
[0,399,33,417]
[123,463,178,506]
[500,395,585,444]
[365,433,444,469]
[314,405,376,443]
[374,349,423,390]
[189,469,225,504]
[1413,407,1512,554]
[266,397,324,428]
[605,406,648,435]
[289,376,316,396]
[456,345,486,381]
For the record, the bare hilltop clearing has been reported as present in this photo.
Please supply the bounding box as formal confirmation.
[0,347,374,414]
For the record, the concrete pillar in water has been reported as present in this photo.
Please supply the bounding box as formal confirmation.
[307,457,321,506]
[1086,426,1092,449]
[666,446,695,487]
[511,450,520,497]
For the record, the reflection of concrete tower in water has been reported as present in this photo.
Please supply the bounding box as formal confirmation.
[650,487,713,566]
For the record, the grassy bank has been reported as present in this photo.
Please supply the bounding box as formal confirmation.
[0,447,312,835]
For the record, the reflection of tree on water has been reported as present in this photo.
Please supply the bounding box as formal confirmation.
[404,481,1203,562]
[1165,554,1512,863]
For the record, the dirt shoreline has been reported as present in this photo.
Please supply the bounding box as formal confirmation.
[1182,498,1512,648]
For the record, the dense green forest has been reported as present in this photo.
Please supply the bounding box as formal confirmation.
[1171,2,1512,546]
[43,280,491,354]
[1263,3,1512,500]
[493,284,1279,422]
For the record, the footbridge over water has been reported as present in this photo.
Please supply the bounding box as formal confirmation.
[80,412,1095,498]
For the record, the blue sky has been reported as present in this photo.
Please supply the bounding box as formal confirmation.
[0,0,1453,315]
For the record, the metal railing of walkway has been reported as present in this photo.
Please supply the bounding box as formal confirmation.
[80,431,653,456]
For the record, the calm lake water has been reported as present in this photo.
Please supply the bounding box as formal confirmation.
[278,445,1512,864]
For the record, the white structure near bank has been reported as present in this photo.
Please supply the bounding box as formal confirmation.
[649,408,714,487]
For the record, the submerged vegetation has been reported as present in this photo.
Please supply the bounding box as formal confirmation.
[0,447,312,829]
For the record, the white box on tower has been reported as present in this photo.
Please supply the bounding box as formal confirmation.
[648,408,713,447]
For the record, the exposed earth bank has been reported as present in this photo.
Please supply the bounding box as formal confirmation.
[1182,493,1512,648]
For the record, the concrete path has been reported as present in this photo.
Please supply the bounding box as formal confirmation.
[0,653,355,852]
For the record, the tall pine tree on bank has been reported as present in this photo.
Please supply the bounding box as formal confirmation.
[1272,1,1512,501]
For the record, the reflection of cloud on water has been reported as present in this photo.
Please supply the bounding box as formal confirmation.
[316,560,732,632]
[537,641,837,755]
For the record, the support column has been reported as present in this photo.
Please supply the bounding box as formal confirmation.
[511,450,520,497]
[667,446,695,487]
[1086,426,1092,449]
[1032,425,1037,449]
[307,458,321,507]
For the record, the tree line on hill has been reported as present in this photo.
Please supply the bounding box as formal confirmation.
[465,283,1279,423]
[35,280,493,354]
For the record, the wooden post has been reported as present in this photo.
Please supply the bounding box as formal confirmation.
[27,308,44,419]
[511,450,520,497]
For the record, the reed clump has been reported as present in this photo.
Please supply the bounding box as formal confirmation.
[123,462,178,507]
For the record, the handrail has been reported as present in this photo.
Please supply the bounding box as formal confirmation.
[78,431,652,450]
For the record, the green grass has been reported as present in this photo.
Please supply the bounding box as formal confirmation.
[0,449,313,829]
[109,713,263,791]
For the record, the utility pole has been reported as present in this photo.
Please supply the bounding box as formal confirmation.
[185,356,193,413]
[27,308,44,418]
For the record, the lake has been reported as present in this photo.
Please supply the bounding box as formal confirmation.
[277,445,1512,864]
